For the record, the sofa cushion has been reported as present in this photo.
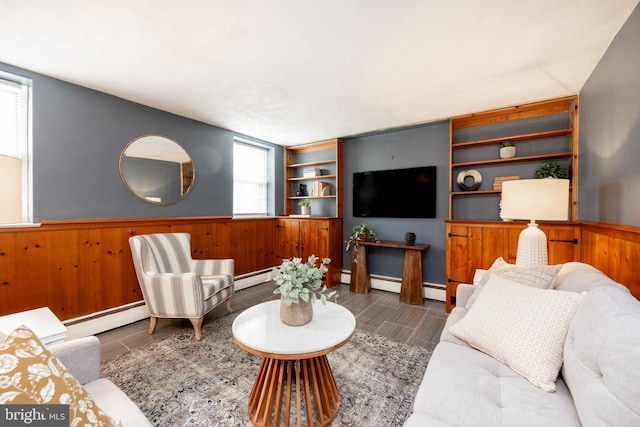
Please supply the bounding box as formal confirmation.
[554,262,624,293]
[0,326,120,426]
[466,257,561,309]
[84,379,153,427]
[450,275,583,392]
[405,341,581,426]
[562,285,640,427]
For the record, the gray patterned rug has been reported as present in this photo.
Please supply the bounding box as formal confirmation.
[101,312,431,426]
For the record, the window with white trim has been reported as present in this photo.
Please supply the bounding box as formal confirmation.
[0,75,31,224]
[233,141,267,216]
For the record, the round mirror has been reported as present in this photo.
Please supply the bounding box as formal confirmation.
[119,134,195,205]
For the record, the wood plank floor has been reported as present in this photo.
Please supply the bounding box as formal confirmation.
[97,283,447,362]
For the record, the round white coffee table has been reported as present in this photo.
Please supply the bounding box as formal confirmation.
[232,300,356,427]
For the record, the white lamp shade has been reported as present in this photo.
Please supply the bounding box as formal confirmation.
[501,179,569,221]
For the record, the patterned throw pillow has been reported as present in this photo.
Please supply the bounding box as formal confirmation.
[466,257,562,309]
[450,274,584,392]
[0,326,121,426]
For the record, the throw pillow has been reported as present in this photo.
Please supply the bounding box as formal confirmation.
[466,257,562,309]
[449,274,583,392]
[0,326,121,426]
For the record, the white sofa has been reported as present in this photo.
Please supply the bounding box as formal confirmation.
[50,336,152,427]
[405,262,640,426]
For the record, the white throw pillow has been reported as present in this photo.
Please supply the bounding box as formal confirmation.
[450,274,584,392]
[466,257,562,309]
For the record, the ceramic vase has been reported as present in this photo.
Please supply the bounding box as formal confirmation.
[500,146,516,159]
[301,206,311,215]
[280,297,313,326]
[404,232,416,246]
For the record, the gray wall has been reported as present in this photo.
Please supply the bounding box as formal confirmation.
[0,62,284,222]
[579,4,640,227]
[343,123,450,284]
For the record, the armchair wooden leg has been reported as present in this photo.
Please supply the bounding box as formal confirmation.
[190,317,204,341]
[226,297,234,313]
[148,316,158,335]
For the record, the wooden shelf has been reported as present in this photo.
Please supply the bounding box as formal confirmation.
[451,189,501,196]
[288,174,337,181]
[453,128,572,149]
[287,159,336,168]
[288,195,336,200]
[284,139,343,218]
[452,152,572,169]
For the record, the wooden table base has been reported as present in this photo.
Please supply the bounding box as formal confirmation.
[248,355,340,427]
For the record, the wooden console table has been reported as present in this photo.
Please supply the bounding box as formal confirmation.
[349,240,430,305]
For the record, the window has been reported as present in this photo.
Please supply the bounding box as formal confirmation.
[0,74,31,224]
[233,140,267,216]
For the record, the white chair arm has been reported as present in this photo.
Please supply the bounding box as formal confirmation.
[141,273,205,318]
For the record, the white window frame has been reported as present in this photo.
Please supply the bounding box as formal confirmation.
[0,71,32,225]
[233,139,268,217]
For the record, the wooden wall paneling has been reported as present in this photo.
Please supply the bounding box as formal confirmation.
[89,227,142,312]
[255,219,277,271]
[580,222,640,299]
[615,239,640,298]
[49,229,90,320]
[237,220,257,274]
[6,231,50,315]
[0,217,279,321]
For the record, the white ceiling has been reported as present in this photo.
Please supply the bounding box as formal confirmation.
[1,1,638,146]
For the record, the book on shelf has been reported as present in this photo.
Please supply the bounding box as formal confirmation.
[310,181,330,196]
[493,175,520,191]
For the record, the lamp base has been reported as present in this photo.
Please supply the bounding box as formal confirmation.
[515,222,548,266]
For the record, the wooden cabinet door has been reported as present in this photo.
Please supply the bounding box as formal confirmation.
[300,220,329,261]
[276,219,300,262]
[446,224,470,312]
[545,226,580,265]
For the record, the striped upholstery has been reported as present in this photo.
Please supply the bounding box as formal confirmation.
[129,233,234,320]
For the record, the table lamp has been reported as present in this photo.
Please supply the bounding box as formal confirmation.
[500,179,570,266]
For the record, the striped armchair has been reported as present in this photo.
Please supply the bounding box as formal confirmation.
[128,233,234,341]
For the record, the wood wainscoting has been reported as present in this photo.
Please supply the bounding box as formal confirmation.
[580,221,640,299]
[446,220,640,311]
[0,217,277,322]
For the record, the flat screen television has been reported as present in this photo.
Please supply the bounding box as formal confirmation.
[353,166,437,218]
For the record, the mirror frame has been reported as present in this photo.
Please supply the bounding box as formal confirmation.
[119,134,195,206]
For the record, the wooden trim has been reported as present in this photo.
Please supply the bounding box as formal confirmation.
[451,96,577,129]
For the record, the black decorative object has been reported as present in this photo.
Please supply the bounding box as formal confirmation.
[404,232,416,246]
[296,183,307,196]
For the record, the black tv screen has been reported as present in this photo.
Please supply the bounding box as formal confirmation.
[353,166,437,218]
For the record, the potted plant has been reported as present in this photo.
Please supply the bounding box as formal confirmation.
[345,223,380,263]
[271,255,337,326]
[499,140,516,159]
[298,199,311,215]
[534,162,568,179]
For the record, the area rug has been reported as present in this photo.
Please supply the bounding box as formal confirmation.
[101,313,431,426]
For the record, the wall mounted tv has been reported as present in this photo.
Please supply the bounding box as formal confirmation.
[353,166,437,218]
